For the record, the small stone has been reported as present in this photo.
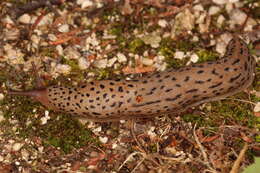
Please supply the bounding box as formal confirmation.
[0,111,4,122]
[158,19,168,28]
[217,15,225,27]
[56,45,63,56]
[40,111,50,125]
[0,155,4,162]
[18,14,31,24]
[212,0,228,5]
[190,54,199,63]
[0,93,4,100]
[12,143,24,151]
[254,102,260,112]
[64,47,81,60]
[229,9,247,25]
[141,57,153,66]
[93,126,102,133]
[48,34,57,41]
[58,24,70,33]
[174,51,185,60]
[107,57,117,67]
[77,0,94,9]
[117,53,127,63]
[78,57,90,70]
[99,136,108,144]
[208,6,220,15]
[141,33,162,48]
[193,4,204,11]
[56,64,71,74]
[93,59,107,68]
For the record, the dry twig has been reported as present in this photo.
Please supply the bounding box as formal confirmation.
[230,143,249,173]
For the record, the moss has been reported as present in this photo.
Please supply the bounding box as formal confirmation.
[196,49,219,63]
[128,38,145,53]
[175,40,196,52]
[1,95,99,153]
[182,113,215,127]
[38,114,99,153]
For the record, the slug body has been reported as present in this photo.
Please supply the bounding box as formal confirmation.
[10,37,256,121]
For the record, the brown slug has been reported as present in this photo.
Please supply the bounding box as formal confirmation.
[9,36,256,122]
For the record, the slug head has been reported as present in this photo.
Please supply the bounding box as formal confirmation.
[8,89,57,110]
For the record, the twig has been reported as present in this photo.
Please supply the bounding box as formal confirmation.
[117,152,145,171]
[193,124,218,173]
[230,143,249,173]
[223,98,256,105]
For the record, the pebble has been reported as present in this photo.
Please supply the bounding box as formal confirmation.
[12,143,24,152]
[77,0,94,9]
[93,59,107,68]
[18,14,31,24]
[141,57,153,66]
[158,19,168,28]
[107,57,117,67]
[0,111,4,122]
[58,24,70,33]
[78,57,90,70]
[212,0,228,5]
[254,102,260,112]
[99,136,108,144]
[229,9,247,25]
[117,53,127,63]
[0,93,4,100]
[208,6,221,15]
[56,64,71,74]
[217,15,225,27]
[174,51,185,60]
[190,53,199,63]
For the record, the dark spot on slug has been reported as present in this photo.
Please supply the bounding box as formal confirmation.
[229,73,241,83]
[197,70,204,74]
[232,59,240,65]
[186,89,198,93]
[209,82,223,89]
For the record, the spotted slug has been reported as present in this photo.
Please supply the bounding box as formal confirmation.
[9,36,256,122]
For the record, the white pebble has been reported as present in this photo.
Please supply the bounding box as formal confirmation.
[141,57,154,66]
[12,143,24,151]
[254,102,260,112]
[56,64,71,74]
[48,34,57,41]
[193,4,204,11]
[56,45,63,56]
[158,19,168,28]
[117,53,127,63]
[0,93,4,100]
[229,9,247,25]
[78,57,90,70]
[93,126,102,133]
[208,6,220,15]
[78,0,94,9]
[212,0,228,5]
[217,15,225,27]
[174,51,185,60]
[190,54,199,63]
[99,136,108,144]
[58,24,70,33]
[18,14,31,24]
[0,111,4,122]
[93,59,107,68]
[0,155,4,162]
[40,111,50,125]
[107,57,117,67]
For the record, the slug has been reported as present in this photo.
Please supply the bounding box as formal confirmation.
[9,36,256,122]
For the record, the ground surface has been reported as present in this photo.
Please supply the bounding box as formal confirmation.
[0,0,259,173]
